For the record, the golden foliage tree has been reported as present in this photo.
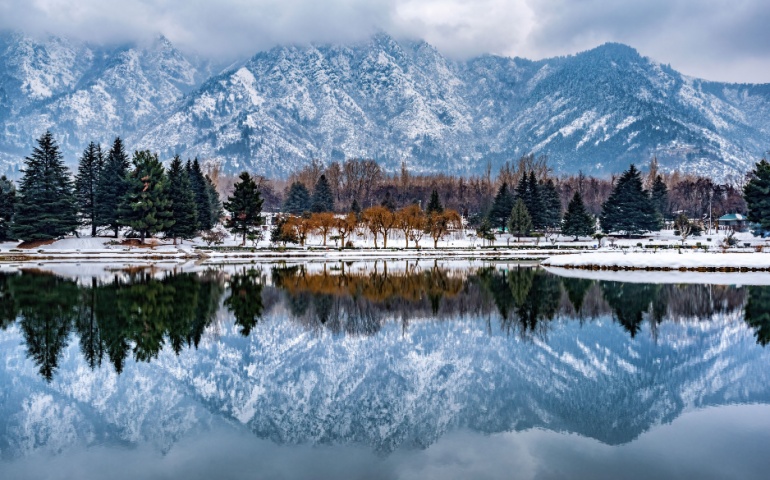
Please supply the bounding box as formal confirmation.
[311,212,336,246]
[396,204,425,249]
[362,205,397,248]
[427,209,462,248]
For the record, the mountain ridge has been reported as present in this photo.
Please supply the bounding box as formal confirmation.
[0,31,768,180]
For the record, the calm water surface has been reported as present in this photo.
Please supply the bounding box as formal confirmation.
[0,261,769,479]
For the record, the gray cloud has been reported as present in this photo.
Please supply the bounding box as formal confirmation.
[521,0,770,83]
[0,0,768,83]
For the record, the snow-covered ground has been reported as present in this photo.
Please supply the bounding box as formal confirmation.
[0,228,767,263]
[543,251,770,271]
[544,266,770,286]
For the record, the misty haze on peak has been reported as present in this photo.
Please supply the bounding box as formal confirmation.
[1,0,769,83]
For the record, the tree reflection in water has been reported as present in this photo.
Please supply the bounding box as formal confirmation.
[0,262,767,381]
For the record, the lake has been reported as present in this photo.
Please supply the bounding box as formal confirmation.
[0,260,769,479]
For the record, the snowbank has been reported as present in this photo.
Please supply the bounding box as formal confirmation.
[543,266,770,286]
[542,251,770,271]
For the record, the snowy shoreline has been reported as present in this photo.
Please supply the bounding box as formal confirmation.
[542,251,770,272]
[0,246,564,263]
[543,265,770,285]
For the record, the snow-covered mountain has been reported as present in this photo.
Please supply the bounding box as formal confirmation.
[0,32,209,175]
[1,31,769,179]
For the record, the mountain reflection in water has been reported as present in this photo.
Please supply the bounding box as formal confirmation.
[1,263,767,382]
[0,261,769,474]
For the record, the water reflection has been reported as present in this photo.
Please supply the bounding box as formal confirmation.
[1,263,769,382]
[1,261,770,477]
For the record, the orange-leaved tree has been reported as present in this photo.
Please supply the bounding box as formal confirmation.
[396,204,425,249]
[427,209,462,248]
[362,205,397,248]
[282,215,313,246]
[311,212,336,246]
[335,212,358,247]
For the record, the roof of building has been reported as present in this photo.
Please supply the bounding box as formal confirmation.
[718,213,745,221]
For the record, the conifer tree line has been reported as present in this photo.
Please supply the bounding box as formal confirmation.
[1,132,231,244]
[0,132,757,246]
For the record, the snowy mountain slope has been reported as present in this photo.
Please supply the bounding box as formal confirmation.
[1,308,767,459]
[0,33,205,175]
[458,43,770,178]
[138,38,770,178]
[1,31,769,179]
[137,34,476,176]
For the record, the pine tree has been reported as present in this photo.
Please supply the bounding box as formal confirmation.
[205,175,222,226]
[562,191,595,239]
[540,179,562,229]
[11,131,79,241]
[74,142,103,236]
[163,155,198,243]
[311,174,335,212]
[224,172,264,246]
[507,199,533,240]
[744,159,770,232]
[380,191,396,211]
[270,215,298,245]
[426,189,443,215]
[489,182,514,231]
[95,138,130,237]
[650,175,669,221]
[119,150,174,244]
[0,175,16,241]
[475,217,496,246]
[351,199,362,219]
[600,164,660,236]
[516,172,545,229]
[283,181,311,214]
[187,159,214,230]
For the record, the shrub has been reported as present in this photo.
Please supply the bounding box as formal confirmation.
[201,228,227,246]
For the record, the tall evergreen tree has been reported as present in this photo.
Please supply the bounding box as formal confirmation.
[426,189,444,215]
[224,172,264,246]
[350,199,362,219]
[163,155,198,243]
[540,179,562,229]
[74,142,103,236]
[187,159,214,230]
[380,191,396,211]
[311,174,335,212]
[650,174,669,221]
[205,175,222,227]
[507,198,533,240]
[0,175,16,241]
[283,181,311,214]
[95,138,130,237]
[744,159,770,233]
[119,150,174,244]
[489,182,515,231]
[11,131,79,241]
[516,171,545,229]
[270,215,298,245]
[562,191,595,239]
[600,164,660,236]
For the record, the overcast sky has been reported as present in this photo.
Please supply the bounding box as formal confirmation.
[1,0,768,83]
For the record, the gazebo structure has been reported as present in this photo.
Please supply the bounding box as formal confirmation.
[717,213,747,232]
